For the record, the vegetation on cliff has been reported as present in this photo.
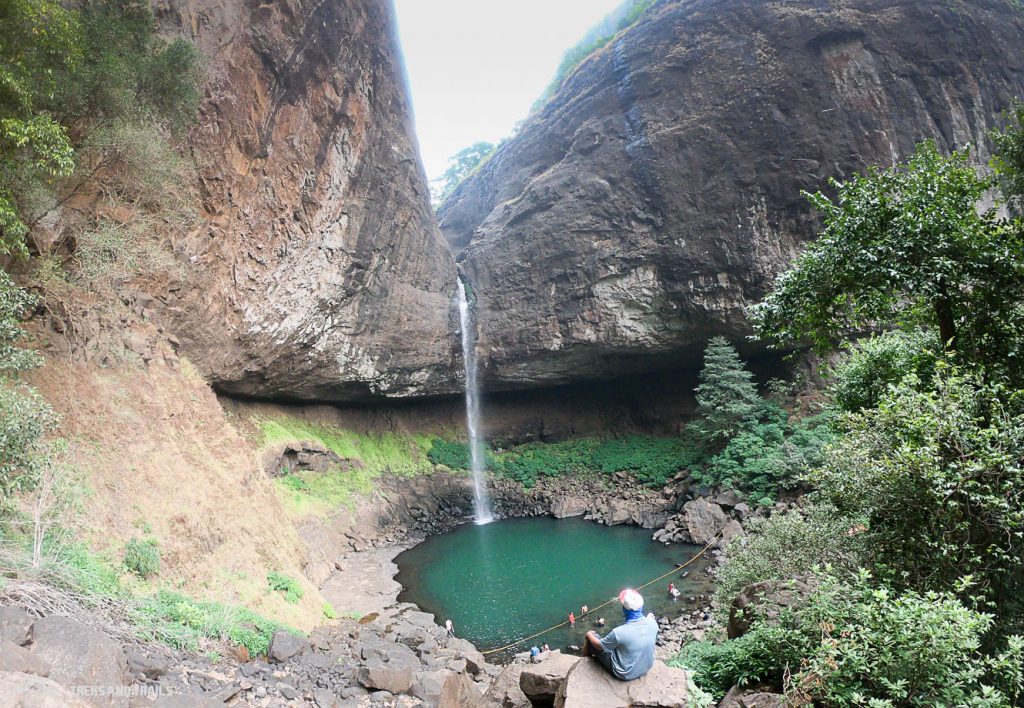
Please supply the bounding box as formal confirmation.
[672,116,1024,704]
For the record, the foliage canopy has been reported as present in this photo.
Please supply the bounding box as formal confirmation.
[752,141,1024,383]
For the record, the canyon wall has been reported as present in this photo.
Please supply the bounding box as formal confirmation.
[150,0,459,402]
[439,0,1024,391]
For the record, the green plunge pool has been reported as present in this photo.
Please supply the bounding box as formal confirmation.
[394,517,714,657]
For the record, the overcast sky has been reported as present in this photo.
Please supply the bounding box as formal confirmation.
[393,0,625,184]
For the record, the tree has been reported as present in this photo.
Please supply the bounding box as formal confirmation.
[0,0,80,253]
[751,141,1024,382]
[692,337,763,443]
[432,141,494,203]
[992,99,1024,212]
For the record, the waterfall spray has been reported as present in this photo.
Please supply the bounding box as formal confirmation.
[457,278,493,524]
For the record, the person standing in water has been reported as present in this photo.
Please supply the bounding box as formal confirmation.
[568,611,576,626]
[583,589,658,681]
[581,604,589,616]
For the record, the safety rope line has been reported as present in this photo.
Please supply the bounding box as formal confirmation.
[479,532,722,656]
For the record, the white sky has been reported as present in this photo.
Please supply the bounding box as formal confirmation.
[393,0,626,183]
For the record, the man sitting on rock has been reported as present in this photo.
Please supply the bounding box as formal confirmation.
[583,588,657,681]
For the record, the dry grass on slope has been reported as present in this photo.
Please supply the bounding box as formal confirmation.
[27,355,326,631]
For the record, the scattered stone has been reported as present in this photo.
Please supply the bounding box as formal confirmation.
[0,639,51,676]
[125,649,169,680]
[0,606,34,646]
[358,664,413,694]
[728,577,815,639]
[555,658,704,708]
[482,663,529,707]
[719,685,787,707]
[683,498,729,545]
[268,630,310,663]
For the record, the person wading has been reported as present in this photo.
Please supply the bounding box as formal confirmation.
[583,588,658,681]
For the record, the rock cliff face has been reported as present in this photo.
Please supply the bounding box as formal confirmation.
[439,0,1024,390]
[152,0,459,401]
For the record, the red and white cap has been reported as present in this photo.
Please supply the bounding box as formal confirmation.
[618,588,644,611]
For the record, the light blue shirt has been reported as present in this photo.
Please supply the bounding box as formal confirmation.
[598,614,658,680]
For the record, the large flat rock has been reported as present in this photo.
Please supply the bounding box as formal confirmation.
[555,659,706,708]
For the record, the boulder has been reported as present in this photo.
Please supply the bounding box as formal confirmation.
[0,606,34,645]
[358,663,414,694]
[554,659,706,708]
[728,577,815,639]
[0,639,51,676]
[551,497,588,519]
[438,671,482,707]
[519,651,580,703]
[719,520,744,548]
[714,490,742,509]
[719,685,787,707]
[683,499,728,545]
[482,663,530,707]
[124,648,169,679]
[268,630,309,663]
[28,616,129,706]
[0,670,94,707]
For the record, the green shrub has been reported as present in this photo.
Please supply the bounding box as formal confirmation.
[134,590,298,656]
[432,435,704,489]
[266,571,303,604]
[713,504,868,616]
[279,473,307,492]
[123,537,160,578]
[426,438,470,469]
[831,329,939,412]
[675,571,1011,705]
[812,372,1024,637]
[321,602,337,620]
[531,0,655,112]
[698,411,834,505]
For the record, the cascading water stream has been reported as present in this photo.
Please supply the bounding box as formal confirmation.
[457,278,493,524]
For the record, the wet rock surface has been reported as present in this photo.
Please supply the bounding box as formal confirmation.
[439,0,1024,391]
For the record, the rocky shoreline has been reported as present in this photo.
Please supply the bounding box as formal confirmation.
[0,471,764,706]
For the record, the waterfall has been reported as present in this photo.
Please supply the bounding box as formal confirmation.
[457,278,493,524]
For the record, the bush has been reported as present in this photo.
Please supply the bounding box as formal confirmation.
[427,438,470,470]
[123,537,160,578]
[713,504,867,616]
[134,590,297,656]
[266,571,303,604]
[675,571,1011,706]
[812,372,1024,637]
[428,435,703,489]
[698,411,834,505]
[831,329,939,412]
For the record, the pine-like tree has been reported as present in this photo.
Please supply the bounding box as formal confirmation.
[693,337,763,443]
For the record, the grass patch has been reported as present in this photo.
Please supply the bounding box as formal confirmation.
[267,571,303,604]
[123,537,160,579]
[429,435,704,488]
[260,416,437,512]
[132,589,299,656]
[4,539,301,657]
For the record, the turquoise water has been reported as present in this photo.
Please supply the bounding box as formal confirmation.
[395,517,713,657]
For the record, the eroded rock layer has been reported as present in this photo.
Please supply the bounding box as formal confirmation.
[153,0,459,401]
[439,0,1024,390]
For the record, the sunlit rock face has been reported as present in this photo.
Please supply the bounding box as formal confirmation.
[439,0,1024,391]
[152,0,459,401]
